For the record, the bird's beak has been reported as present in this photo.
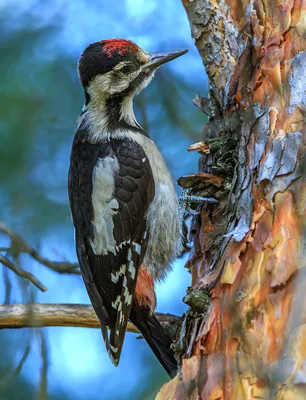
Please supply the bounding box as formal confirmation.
[145,49,188,71]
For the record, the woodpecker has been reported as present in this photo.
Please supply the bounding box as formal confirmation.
[68,39,187,378]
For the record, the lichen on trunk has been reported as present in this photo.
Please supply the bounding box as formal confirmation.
[157,1,306,399]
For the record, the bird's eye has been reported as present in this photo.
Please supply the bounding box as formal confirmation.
[120,64,137,74]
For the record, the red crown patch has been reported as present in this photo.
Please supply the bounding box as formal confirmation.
[100,39,139,58]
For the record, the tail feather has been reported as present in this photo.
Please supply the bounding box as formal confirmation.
[130,307,178,378]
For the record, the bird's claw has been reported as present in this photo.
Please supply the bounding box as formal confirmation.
[179,190,218,215]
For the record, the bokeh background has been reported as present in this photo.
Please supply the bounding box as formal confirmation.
[0,1,208,399]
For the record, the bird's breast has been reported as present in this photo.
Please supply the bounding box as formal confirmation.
[130,134,181,279]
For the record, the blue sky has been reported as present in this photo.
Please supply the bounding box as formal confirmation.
[0,1,208,398]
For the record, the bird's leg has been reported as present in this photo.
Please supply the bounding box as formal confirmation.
[179,189,218,216]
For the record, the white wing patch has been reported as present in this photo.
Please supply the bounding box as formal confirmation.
[90,156,119,255]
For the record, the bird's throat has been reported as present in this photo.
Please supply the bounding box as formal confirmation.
[84,92,144,139]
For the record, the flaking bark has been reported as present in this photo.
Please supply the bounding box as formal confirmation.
[157,1,306,399]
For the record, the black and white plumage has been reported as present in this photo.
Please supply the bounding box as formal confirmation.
[68,39,187,377]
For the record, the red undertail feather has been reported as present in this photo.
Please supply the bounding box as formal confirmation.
[131,266,178,377]
[134,267,156,313]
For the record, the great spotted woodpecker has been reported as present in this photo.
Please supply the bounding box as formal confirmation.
[68,39,187,378]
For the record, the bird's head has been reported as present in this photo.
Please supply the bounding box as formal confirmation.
[78,39,187,134]
[78,38,187,103]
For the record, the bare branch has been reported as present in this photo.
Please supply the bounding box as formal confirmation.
[0,221,80,275]
[0,254,47,292]
[0,304,181,339]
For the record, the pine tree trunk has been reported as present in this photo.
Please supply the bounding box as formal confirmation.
[157,1,306,399]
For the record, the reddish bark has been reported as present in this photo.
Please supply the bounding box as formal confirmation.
[157,1,306,399]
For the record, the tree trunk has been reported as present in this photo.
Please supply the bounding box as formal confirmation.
[157,1,306,399]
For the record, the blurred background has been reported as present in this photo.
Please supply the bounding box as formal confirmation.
[0,0,208,399]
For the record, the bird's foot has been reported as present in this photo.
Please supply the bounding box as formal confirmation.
[180,193,219,205]
[179,189,218,216]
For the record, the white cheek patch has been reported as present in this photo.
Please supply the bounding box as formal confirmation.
[88,73,112,98]
[109,78,130,95]
[88,71,134,96]
[87,67,153,97]
[109,68,140,95]
[90,156,120,255]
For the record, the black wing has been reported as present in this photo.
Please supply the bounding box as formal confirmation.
[68,128,154,364]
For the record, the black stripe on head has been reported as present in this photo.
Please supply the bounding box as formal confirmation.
[104,93,147,135]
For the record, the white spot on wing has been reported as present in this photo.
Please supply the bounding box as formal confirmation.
[128,261,136,280]
[111,264,126,283]
[117,241,129,252]
[111,295,121,310]
[118,310,125,324]
[122,287,132,306]
[109,344,118,353]
[134,243,141,255]
[127,294,132,305]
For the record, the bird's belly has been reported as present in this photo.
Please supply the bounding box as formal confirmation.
[144,181,181,279]
[134,136,181,279]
